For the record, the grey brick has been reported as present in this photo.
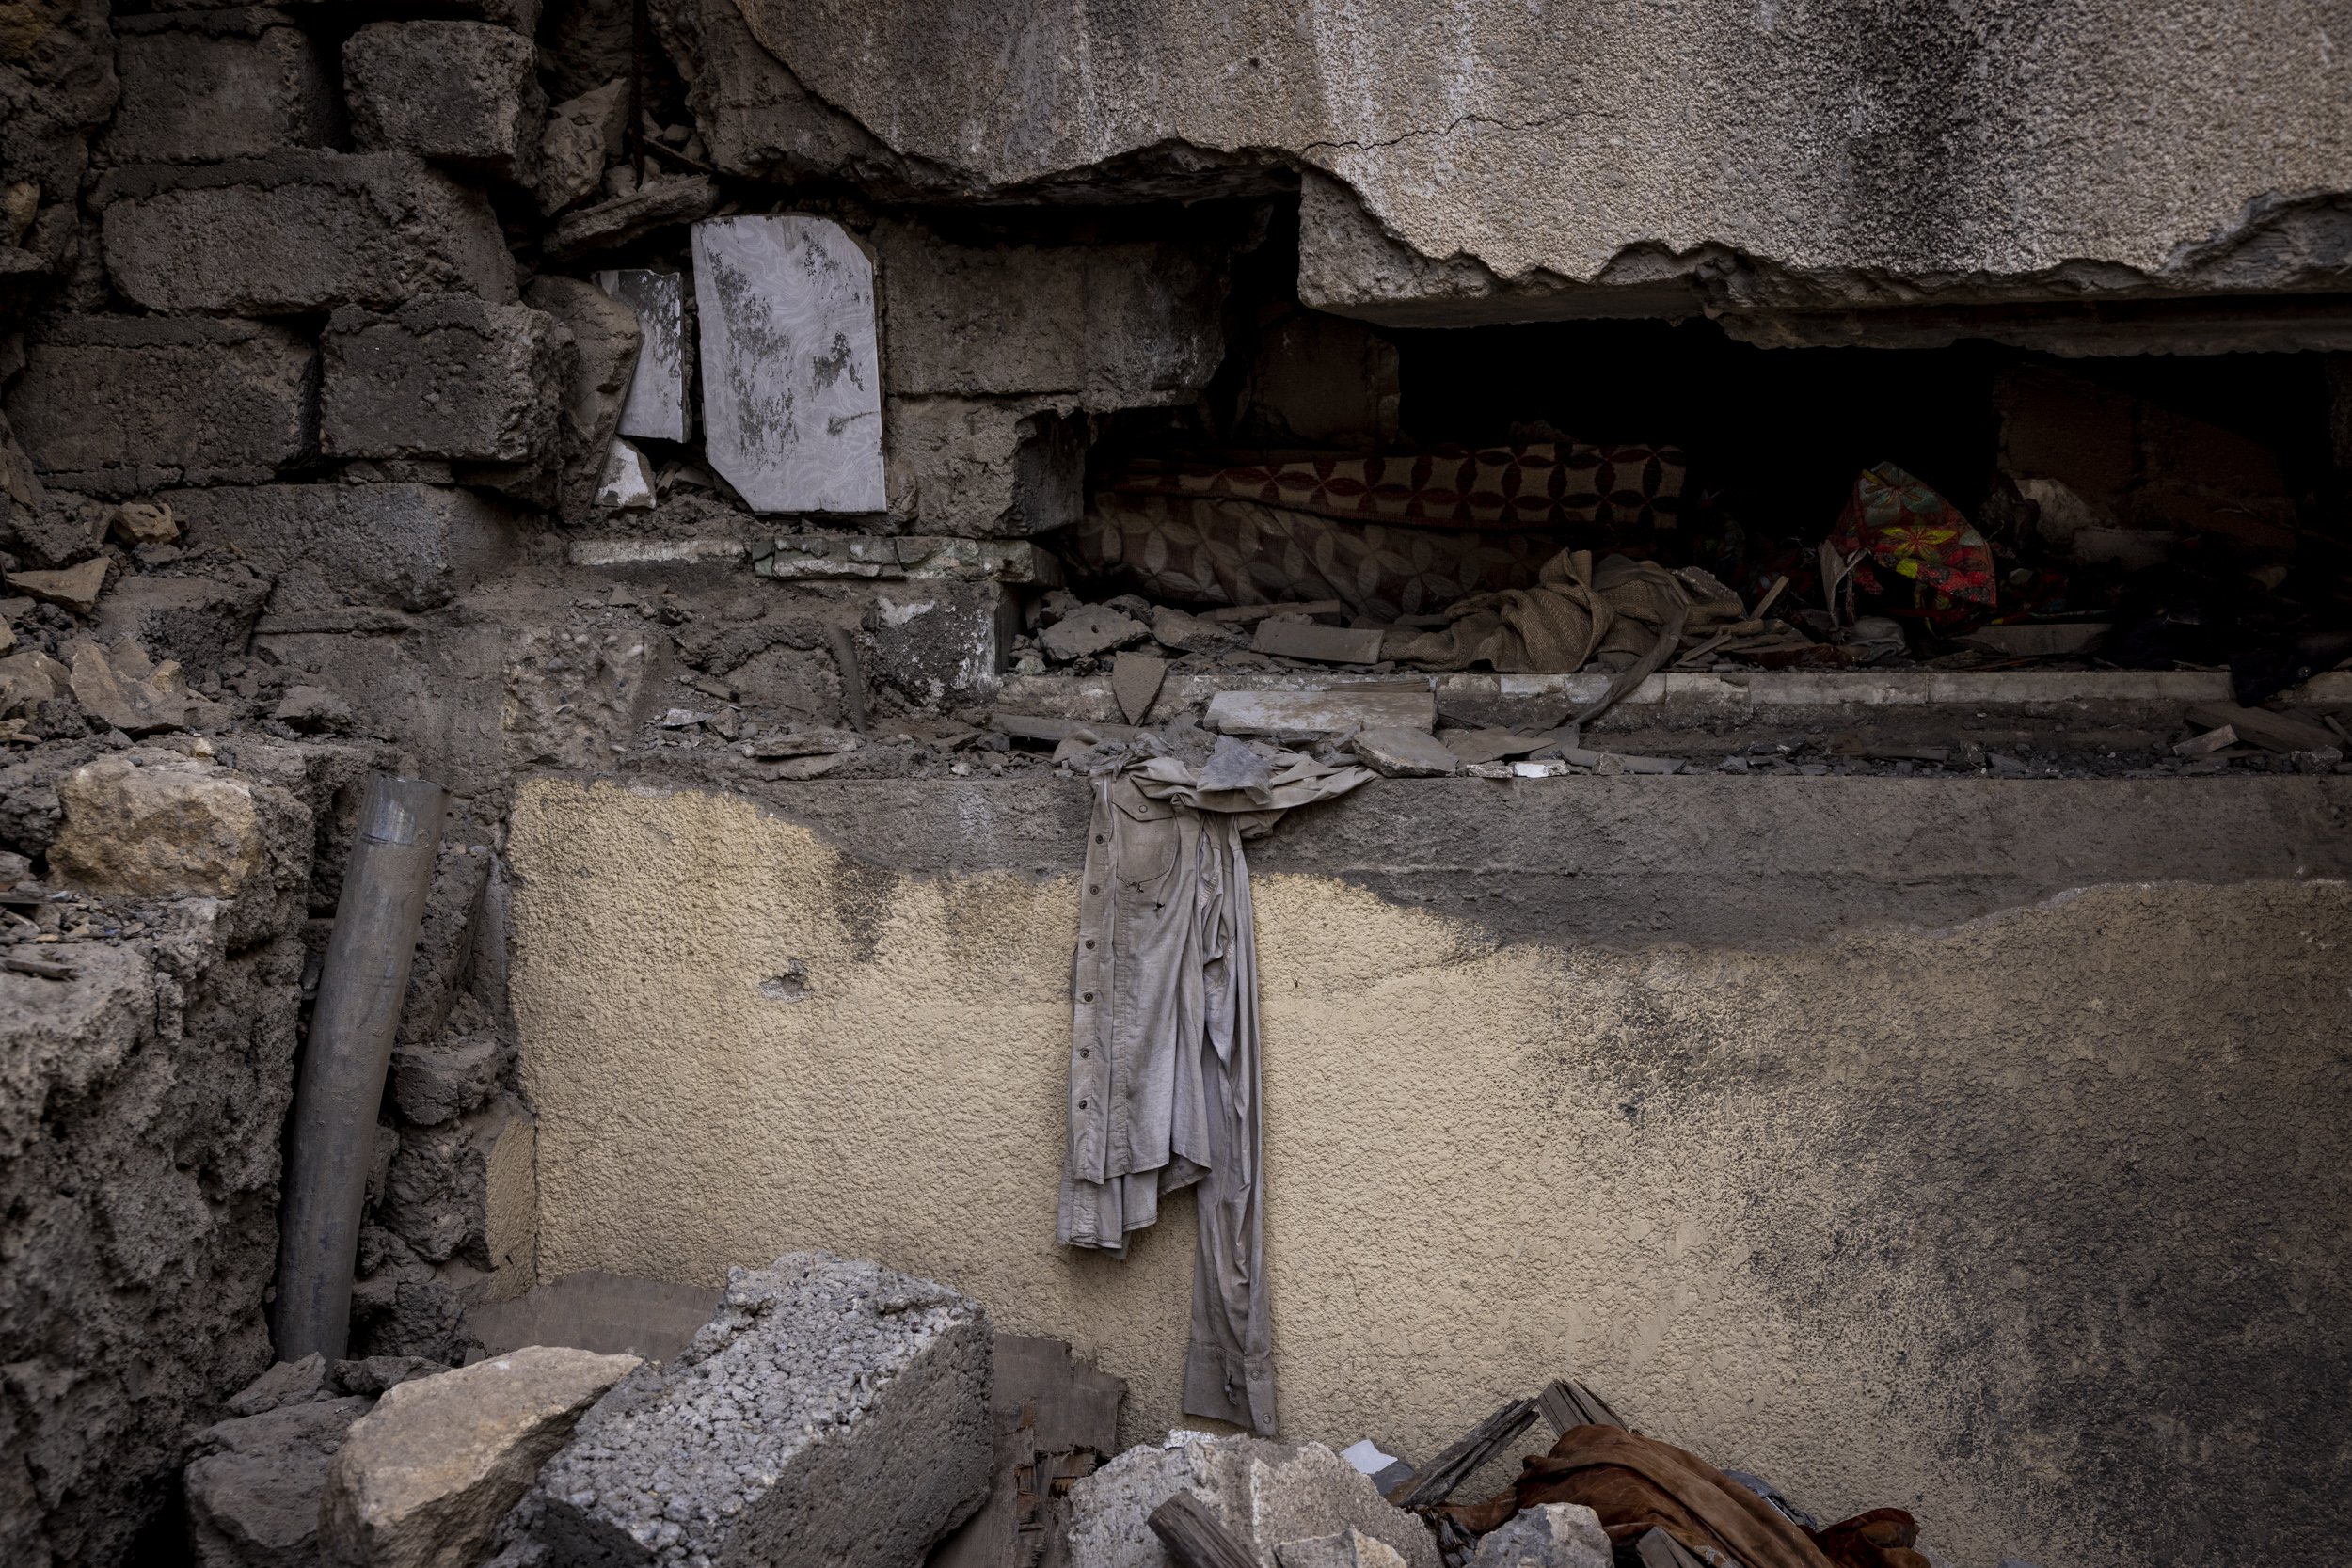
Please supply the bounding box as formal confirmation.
[884,395,1085,538]
[344,21,544,182]
[100,153,516,314]
[322,297,564,465]
[101,10,337,166]
[160,483,519,612]
[4,315,315,496]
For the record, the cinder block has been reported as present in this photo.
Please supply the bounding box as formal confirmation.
[876,218,1228,406]
[344,21,544,182]
[521,1252,993,1568]
[102,9,338,165]
[100,152,516,314]
[160,483,518,612]
[884,395,1084,538]
[322,297,564,465]
[5,315,315,495]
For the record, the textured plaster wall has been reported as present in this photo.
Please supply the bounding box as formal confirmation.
[509,776,2352,1568]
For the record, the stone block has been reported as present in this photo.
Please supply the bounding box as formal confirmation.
[186,1396,376,1568]
[102,10,337,166]
[162,483,518,613]
[378,1095,535,1271]
[864,581,1015,708]
[101,153,516,314]
[48,749,308,918]
[538,79,628,214]
[394,836,495,1046]
[96,571,271,669]
[5,315,316,496]
[321,1347,640,1568]
[526,275,642,524]
[64,636,199,735]
[226,1354,332,1418]
[344,21,545,183]
[520,1252,993,1568]
[693,214,885,514]
[323,297,565,466]
[389,1034,501,1127]
[7,558,109,613]
[596,267,689,440]
[884,396,1084,538]
[876,219,1227,407]
[1064,1437,1439,1568]
[1465,1505,1612,1568]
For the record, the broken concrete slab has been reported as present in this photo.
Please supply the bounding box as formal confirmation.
[883,396,1085,538]
[1203,600,1346,624]
[1151,606,1245,655]
[537,79,628,214]
[5,315,316,496]
[1065,1436,1439,1568]
[1465,1503,1612,1568]
[692,214,886,514]
[344,21,546,183]
[750,532,1059,586]
[162,483,517,614]
[1206,687,1437,739]
[1279,1528,1411,1568]
[95,571,270,669]
[1354,727,1458,778]
[100,153,516,313]
[65,637,196,735]
[390,1035,501,1128]
[6,558,109,614]
[1039,605,1148,662]
[321,1346,640,1568]
[323,297,567,466]
[596,268,689,441]
[544,174,718,261]
[1252,619,1386,664]
[518,1252,992,1568]
[468,1271,723,1363]
[185,1395,376,1568]
[102,10,338,165]
[526,274,644,524]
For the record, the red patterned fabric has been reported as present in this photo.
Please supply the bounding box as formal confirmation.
[1107,443,1687,532]
[1828,464,1996,616]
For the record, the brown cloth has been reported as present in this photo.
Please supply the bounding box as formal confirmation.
[1382,550,1744,675]
[1439,1427,1930,1568]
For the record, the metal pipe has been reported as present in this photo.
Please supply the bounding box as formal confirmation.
[274,773,449,1361]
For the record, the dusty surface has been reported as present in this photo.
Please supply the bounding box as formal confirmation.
[511,773,2352,1568]
[700,0,2352,323]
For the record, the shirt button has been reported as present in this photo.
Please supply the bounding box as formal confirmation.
[1077,1098,1089,1109]
[1080,1047,1091,1058]
[1094,833,1106,844]
[1084,939,1095,949]
[1081,991,1094,1002]
[1089,884,1100,893]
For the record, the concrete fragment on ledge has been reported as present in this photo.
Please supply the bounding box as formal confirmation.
[747,532,1062,586]
[1206,686,1438,738]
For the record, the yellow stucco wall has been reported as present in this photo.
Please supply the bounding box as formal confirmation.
[508,776,2352,1568]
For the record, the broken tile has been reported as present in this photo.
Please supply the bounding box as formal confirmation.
[1353,727,1456,777]
[1111,650,1167,723]
[596,438,655,509]
[595,267,689,442]
[1252,619,1385,664]
[691,214,884,515]
[1205,687,1435,738]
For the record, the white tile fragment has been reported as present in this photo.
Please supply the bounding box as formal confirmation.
[594,267,689,442]
[596,436,656,509]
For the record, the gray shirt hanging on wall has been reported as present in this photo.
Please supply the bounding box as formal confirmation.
[1057,738,1375,1435]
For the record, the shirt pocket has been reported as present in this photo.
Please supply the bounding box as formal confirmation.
[1110,782,1184,889]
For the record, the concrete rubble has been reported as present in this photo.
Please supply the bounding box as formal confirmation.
[1462,1504,1613,1568]
[1064,1436,1440,1568]
[509,1251,993,1567]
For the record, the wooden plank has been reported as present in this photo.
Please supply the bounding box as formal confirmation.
[1148,1492,1258,1568]
[1385,1397,1538,1510]
[1627,1526,1708,1568]
[1535,1377,1628,1437]
[2183,702,2340,754]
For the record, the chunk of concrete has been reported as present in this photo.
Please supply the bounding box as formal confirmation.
[1279,1528,1411,1568]
[47,751,305,920]
[65,637,196,734]
[226,1354,333,1418]
[519,1251,993,1568]
[100,153,516,314]
[875,219,1227,407]
[344,21,545,182]
[537,80,628,214]
[379,1096,536,1274]
[1465,1503,1612,1568]
[322,1347,640,1568]
[1038,605,1147,662]
[102,10,337,166]
[884,396,1084,538]
[468,1271,723,1363]
[162,483,516,614]
[546,175,717,262]
[1065,1436,1439,1568]
[865,581,1015,708]
[525,275,643,524]
[389,1036,501,1127]
[1354,726,1458,778]
[6,558,109,614]
[396,837,496,1047]
[323,297,565,466]
[5,315,315,496]
[1152,606,1244,656]
[596,268,689,441]
[1205,687,1437,739]
[95,571,270,669]
[186,1395,375,1568]
[692,214,885,514]
[1252,619,1385,665]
